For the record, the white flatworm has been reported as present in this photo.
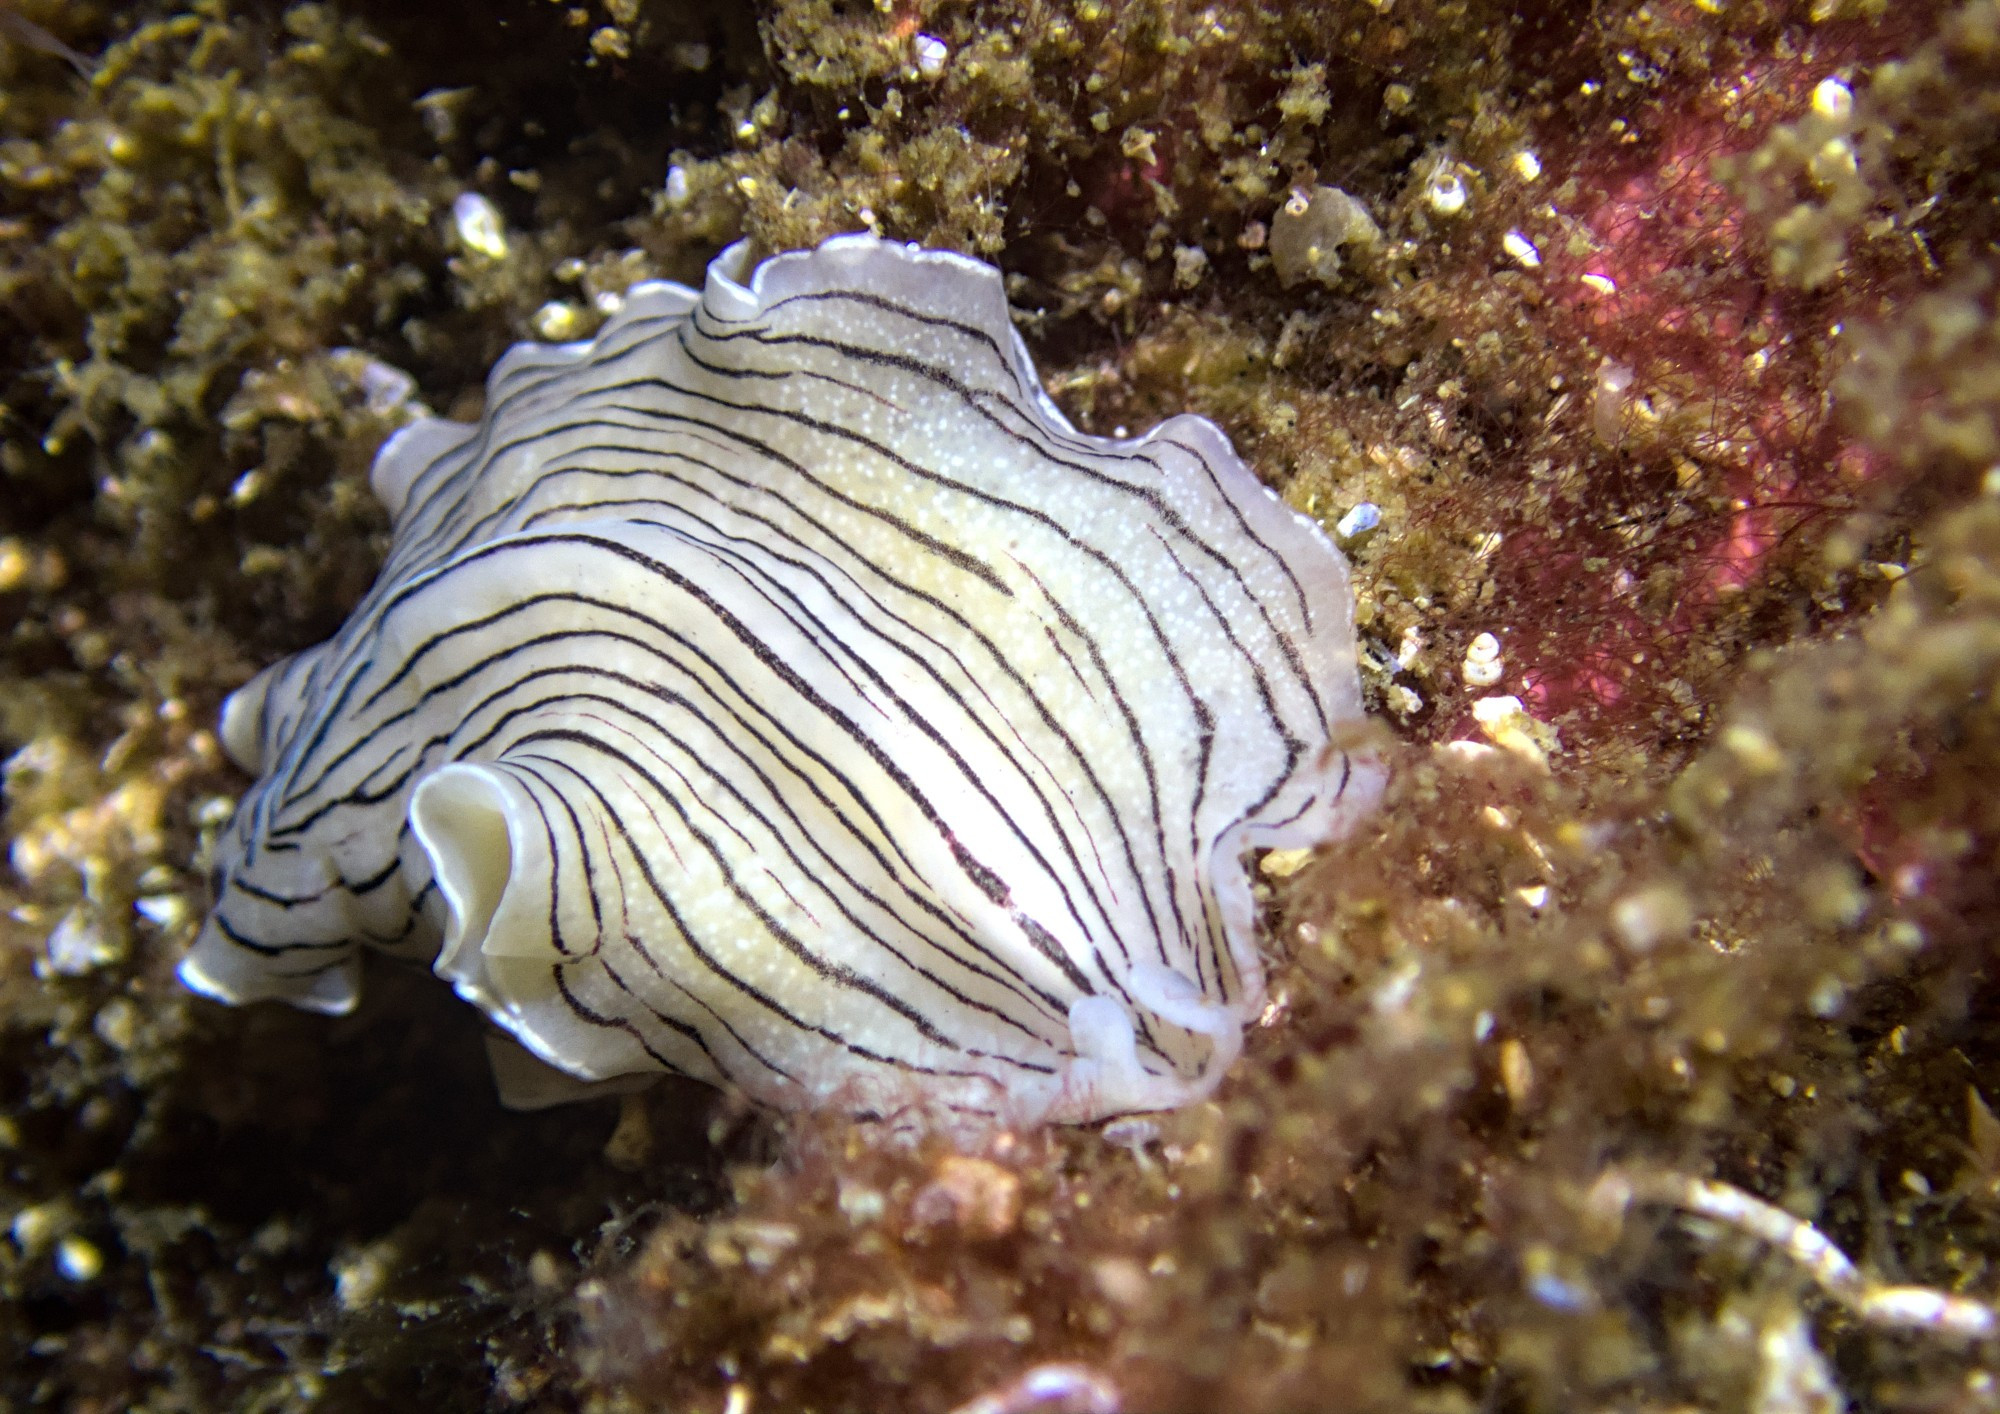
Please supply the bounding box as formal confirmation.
[183,236,1382,1124]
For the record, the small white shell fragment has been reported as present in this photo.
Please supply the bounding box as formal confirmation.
[1511,150,1542,182]
[451,191,509,259]
[333,1242,395,1310]
[1461,631,1504,687]
[532,300,584,341]
[950,1364,1120,1414]
[135,894,190,929]
[183,236,1383,1127]
[54,1235,102,1283]
[1335,501,1381,541]
[1426,167,1468,216]
[1594,361,1635,446]
[912,33,949,78]
[1269,185,1381,288]
[413,86,476,144]
[1502,230,1541,269]
[44,907,115,976]
[326,349,422,418]
[10,1203,60,1253]
[1472,694,1558,765]
[1258,847,1315,879]
[1811,76,1853,122]
[664,163,691,206]
[1372,958,1422,1014]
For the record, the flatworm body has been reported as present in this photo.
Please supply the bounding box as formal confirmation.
[183,236,1380,1123]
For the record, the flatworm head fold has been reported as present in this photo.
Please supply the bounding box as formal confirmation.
[183,236,1382,1125]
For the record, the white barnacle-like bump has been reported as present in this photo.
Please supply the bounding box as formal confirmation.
[182,236,1382,1125]
[1425,165,1469,217]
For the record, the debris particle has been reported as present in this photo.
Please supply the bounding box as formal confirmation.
[1811,76,1853,122]
[534,301,585,341]
[1471,695,1558,765]
[1499,1038,1533,1106]
[911,1156,1023,1239]
[43,907,116,976]
[1611,883,1694,952]
[1259,847,1315,878]
[54,1236,102,1283]
[1172,244,1208,289]
[913,33,948,79]
[1335,501,1381,541]
[1593,361,1635,445]
[451,191,509,259]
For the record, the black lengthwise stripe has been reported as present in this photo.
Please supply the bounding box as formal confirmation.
[513,734,1010,1082]
[345,596,1058,1013]
[508,758,604,957]
[688,316,1314,646]
[663,519,1127,983]
[515,730,1054,1075]
[535,527,1102,996]
[351,591,1055,1005]
[225,845,401,908]
[211,910,354,958]
[520,451,1141,934]
[603,367,1217,980]
[686,286,1318,673]
[555,959,724,1079]
[528,691,1067,1047]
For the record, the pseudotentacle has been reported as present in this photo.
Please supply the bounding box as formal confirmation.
[183,236,1381,1124]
